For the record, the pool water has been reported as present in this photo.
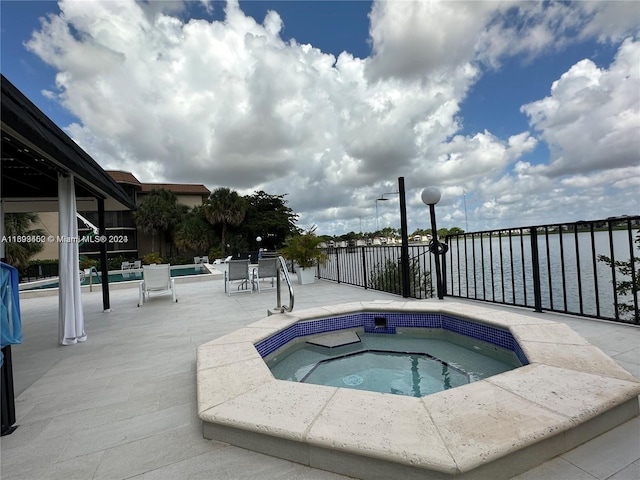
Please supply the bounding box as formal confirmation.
[21,265,209,290]
[267,330,522,398]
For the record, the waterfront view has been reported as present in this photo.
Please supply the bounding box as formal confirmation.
[319,218,640,324]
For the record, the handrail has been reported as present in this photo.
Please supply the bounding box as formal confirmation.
[275,255,294,313]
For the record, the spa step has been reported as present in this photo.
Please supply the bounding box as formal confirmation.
[307,330,361,348]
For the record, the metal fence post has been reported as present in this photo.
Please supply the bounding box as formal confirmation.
[361,246,368,289]
[530,227,543,312]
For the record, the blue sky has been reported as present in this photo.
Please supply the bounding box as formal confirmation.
[1,1,638,235]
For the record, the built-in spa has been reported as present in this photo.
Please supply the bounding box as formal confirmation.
[197,300,640,479]
[261,312,526,397]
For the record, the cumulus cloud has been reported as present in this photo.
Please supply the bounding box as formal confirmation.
[521,38,640,177]
[23,0,640,234]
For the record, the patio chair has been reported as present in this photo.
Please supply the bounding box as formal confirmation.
[225,259,252,295]
[254,258,278,292]
[133,260,142,269]
[121,261,131,270]
[201,256,209,264]
[194,256,201,264]
[138,264,177,306]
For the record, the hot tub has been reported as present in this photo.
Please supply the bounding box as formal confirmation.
[262,313,526,397]
[197,300,640,479]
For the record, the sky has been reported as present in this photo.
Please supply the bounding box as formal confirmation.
[1,0,639,236]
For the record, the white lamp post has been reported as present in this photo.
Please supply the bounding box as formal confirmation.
[256,236,262,260]
[421,187,444,299]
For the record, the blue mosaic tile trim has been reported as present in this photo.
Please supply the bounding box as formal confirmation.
[362,312,441,333]
[255,312,527,364]
[298,314,362,337]
[513,339,529,365]
[255,324,298,357]
[442,315,512,349]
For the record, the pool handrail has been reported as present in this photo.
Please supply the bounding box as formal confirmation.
[275,255,294,313]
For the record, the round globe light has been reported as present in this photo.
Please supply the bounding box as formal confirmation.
[256,236,262,242]
[421,187,441,206]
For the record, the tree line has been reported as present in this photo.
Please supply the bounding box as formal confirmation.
[322,226,466,244]
[134,187,299,259]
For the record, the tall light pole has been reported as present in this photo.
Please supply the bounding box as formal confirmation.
[375,197,388,231]
[376,191,399,232]
[422,187,445,300]
[463,188,469,232]
[375,183,409,297]
[398,178,410,298]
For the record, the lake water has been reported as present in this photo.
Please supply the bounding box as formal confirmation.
[320,229,639,322]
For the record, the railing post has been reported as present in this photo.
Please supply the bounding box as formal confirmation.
[335,248,341,284]
[276,268,281,309]
[442,237,449,297]
[398,177,411,298]
[361,246,368,289]
[530,227,543,312]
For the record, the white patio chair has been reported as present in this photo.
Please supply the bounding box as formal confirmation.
[138,264,177,307]
[225,259,252,295]
[133,260,142,269]
[121,261,131,270]
[254,258,278,292]
[194,256,201,264]
[201,256,209,264]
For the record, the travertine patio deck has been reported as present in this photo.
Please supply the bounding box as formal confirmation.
[1,275,638,479]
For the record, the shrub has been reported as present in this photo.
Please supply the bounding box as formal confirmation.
[598,229,640,322]
[107,255,128,270]
[79,257,98,270]
[143,252,163,265]
[368,258,434,298]
[279,225,328,268]
[165,254,192,266]
[208,246,225,261]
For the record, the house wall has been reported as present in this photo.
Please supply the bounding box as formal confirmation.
[26,189,206,262]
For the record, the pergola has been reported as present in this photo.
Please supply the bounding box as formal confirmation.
[1,74,137,319]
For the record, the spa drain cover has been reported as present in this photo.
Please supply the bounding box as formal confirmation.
[343,374,364,386]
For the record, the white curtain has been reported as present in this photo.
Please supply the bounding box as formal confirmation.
[58,174,87,345]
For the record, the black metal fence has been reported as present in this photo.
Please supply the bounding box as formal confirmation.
[318,245,438,299]
[19,262,59,282]
[318,216,639,324]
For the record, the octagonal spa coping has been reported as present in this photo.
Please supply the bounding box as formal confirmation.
[197,301,640,480]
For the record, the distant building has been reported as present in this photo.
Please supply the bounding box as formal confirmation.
[33,171,210,260]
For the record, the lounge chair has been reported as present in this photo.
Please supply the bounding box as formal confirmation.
[225,259,252,295]
[121,261,131,270]
[254,258,278,292]
[138,264,177,306]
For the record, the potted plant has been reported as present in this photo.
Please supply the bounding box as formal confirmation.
[279,225,328,284]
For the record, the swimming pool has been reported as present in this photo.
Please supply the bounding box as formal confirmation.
[20,264,209,291]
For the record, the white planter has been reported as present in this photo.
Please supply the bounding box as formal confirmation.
[297,266,316,285]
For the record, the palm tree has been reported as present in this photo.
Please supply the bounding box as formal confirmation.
[3,213,46,269]
[205,187,248,252]
[135,188,181,256]
[174,206,216,252]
